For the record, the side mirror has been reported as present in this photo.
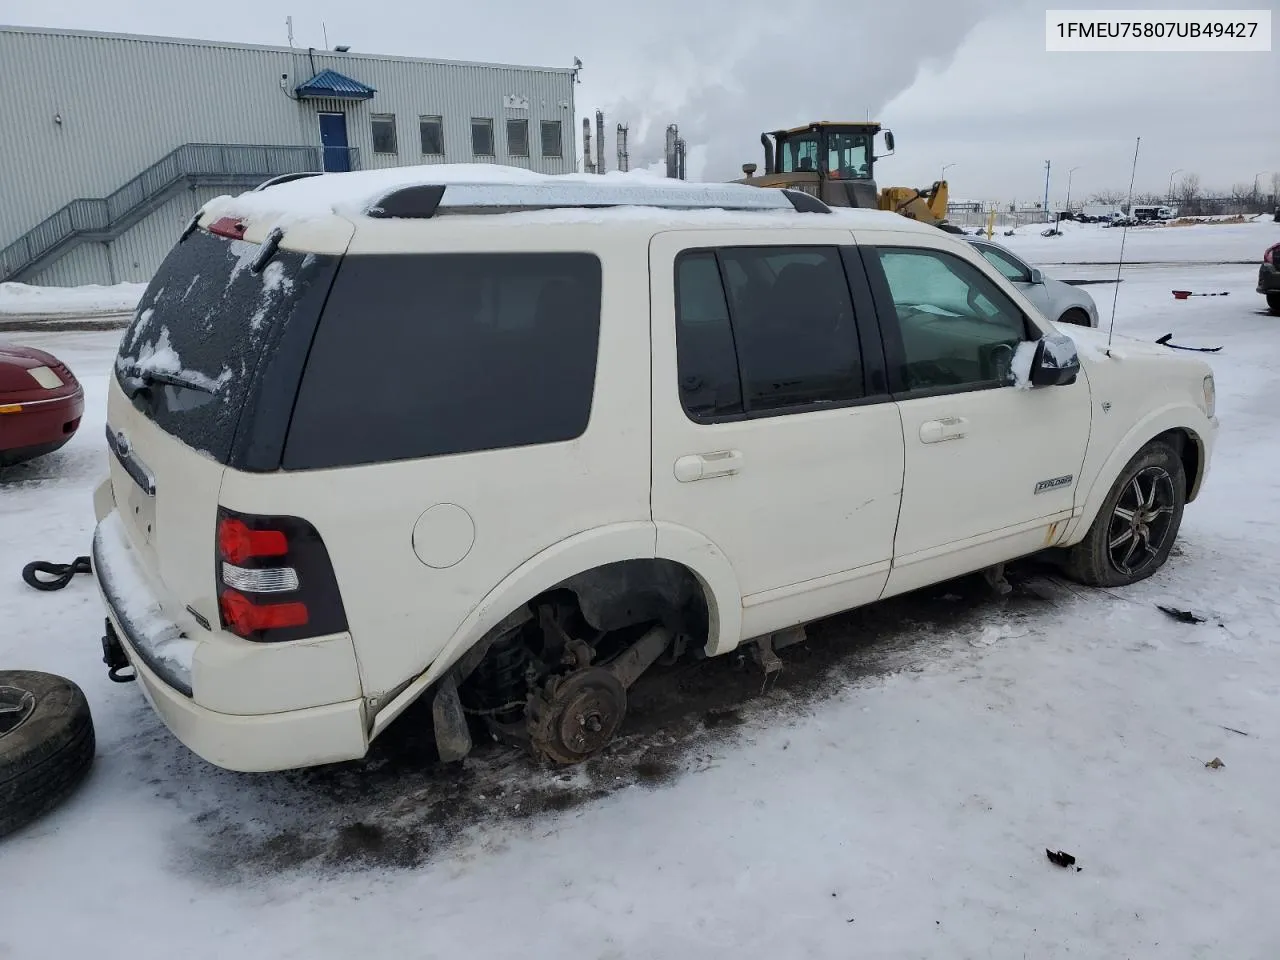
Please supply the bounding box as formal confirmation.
[1029,333,1080,387]
[883,130,896,153]
[1028,267,1044,284]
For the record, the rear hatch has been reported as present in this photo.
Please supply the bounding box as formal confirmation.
[105,217,347,642]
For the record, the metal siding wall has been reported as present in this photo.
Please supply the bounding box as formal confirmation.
[108,186,211,282]
[1,26,577,285]
[28,242,112,288]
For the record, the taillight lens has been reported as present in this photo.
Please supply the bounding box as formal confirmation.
[208,216,246,239]
[1264,245,1279,266]
[214,508,347,642]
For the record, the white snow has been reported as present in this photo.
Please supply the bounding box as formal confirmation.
[2,223,1279,959]
[202,162,806,225]
[997,217,1275,266]
[1010,339,1038,388]
[0,281,147,316]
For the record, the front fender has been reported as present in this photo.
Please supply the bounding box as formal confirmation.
[1062,402,1214,545]
[369,520,745,737]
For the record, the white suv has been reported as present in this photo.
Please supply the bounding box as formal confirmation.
[91,166,1218,772]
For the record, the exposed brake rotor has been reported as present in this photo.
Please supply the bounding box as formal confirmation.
[528,667,627,765]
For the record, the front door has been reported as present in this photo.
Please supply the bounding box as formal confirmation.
[855,231,1093,597]
[649,229,906,645]
[318,112,350,172]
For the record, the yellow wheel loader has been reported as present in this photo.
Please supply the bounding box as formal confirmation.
[735,121,963,232]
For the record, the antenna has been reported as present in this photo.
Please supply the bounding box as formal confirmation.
[1106,136,1142,355]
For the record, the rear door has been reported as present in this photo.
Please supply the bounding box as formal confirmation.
[107,223,346,636]
[649,228,905,643]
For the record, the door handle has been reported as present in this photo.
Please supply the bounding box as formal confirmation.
[919,417,969,444]
[674,450,744,482]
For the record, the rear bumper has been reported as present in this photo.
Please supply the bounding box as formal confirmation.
[91,504,370,772]
[0,388,83,465]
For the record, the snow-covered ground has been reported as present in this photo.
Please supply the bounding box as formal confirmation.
[0,280,147,316]
[2,221,1279,959]
[997,216,1272,266]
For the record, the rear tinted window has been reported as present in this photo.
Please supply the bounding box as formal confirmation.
[282,252,602,470]
[115,230,337,463]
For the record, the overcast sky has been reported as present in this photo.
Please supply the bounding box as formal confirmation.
[4,0,1275,202]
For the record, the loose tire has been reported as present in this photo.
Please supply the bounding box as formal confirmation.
[1058,308,1092,327]
[1064,441,1186,588]
[0,671,95,840]
[1267,293,1280,315]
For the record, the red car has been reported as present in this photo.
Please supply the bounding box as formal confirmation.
[0,341,84,467]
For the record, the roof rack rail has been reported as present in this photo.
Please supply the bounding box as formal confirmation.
[365,181,832,219]
[254,171,325,192]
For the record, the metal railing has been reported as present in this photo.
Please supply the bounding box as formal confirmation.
[1,143,361,282]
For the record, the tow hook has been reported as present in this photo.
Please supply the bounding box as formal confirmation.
[101,619,136,683]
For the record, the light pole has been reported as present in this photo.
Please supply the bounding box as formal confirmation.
[941,162,956,183]
[1168,168,1183,203]
[1043,160,1051,222]
[1065,166,1080,214]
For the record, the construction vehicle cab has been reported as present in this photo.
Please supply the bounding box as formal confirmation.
[738,121,952,228]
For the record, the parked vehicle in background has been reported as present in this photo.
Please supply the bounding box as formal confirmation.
[0,342,83,467]
[1132,205,1176,221]
[965,237,1099,327]
[91,166,1217,775]
[1260,241,1280,314]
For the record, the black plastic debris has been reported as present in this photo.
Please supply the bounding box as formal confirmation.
[1157,605,1207,624]
[1046,849,1077,868]
[1155,333,1223,353]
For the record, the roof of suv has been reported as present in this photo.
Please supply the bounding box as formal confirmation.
[200,163,935,243]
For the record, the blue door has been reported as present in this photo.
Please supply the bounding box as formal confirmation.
[318,112,350,172]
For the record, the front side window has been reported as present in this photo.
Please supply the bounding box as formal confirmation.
[371,114,398,155]
[471,118,495,157]
[826,133,871,179]
[975,244,1032,283]
[673,246,863,420]
[871,247,1029,391]
[506,118,529,157]
[284,253,602,469]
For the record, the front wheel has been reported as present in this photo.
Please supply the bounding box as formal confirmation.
[1063,441,1186,587]
[1057,308,1092,327]
[1266,292,1280,315]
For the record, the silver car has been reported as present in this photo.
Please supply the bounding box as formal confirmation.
[966,237,1099,327]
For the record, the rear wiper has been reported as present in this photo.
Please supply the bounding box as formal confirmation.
[122,364,217,397]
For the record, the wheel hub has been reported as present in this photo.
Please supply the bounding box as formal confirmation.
[530,667,627,764]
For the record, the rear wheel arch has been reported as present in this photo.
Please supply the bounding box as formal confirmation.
[367,523,741,739]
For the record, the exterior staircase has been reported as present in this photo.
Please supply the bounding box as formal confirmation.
[0,143,358,283]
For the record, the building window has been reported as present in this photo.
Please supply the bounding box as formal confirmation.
[540,120,563,158]
[506,118,529,158]
[419,116,444,155]
[471,118,495,157]
[371,114,398,155]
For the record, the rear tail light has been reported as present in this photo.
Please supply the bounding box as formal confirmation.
[1265,245,1279,266]
[208,216,247,240]
[214,507,347,643]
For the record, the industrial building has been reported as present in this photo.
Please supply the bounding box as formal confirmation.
[0,25,578,287]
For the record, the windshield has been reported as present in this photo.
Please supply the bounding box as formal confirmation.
[115,229,338,464]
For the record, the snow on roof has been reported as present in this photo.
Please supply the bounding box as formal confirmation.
[202,164,809,226]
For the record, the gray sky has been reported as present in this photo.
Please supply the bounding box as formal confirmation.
[4,0,1274,202]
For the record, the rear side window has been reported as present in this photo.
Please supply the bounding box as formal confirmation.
[673,246,864,420]
[115,230,337,464]
[283,252,602,469]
